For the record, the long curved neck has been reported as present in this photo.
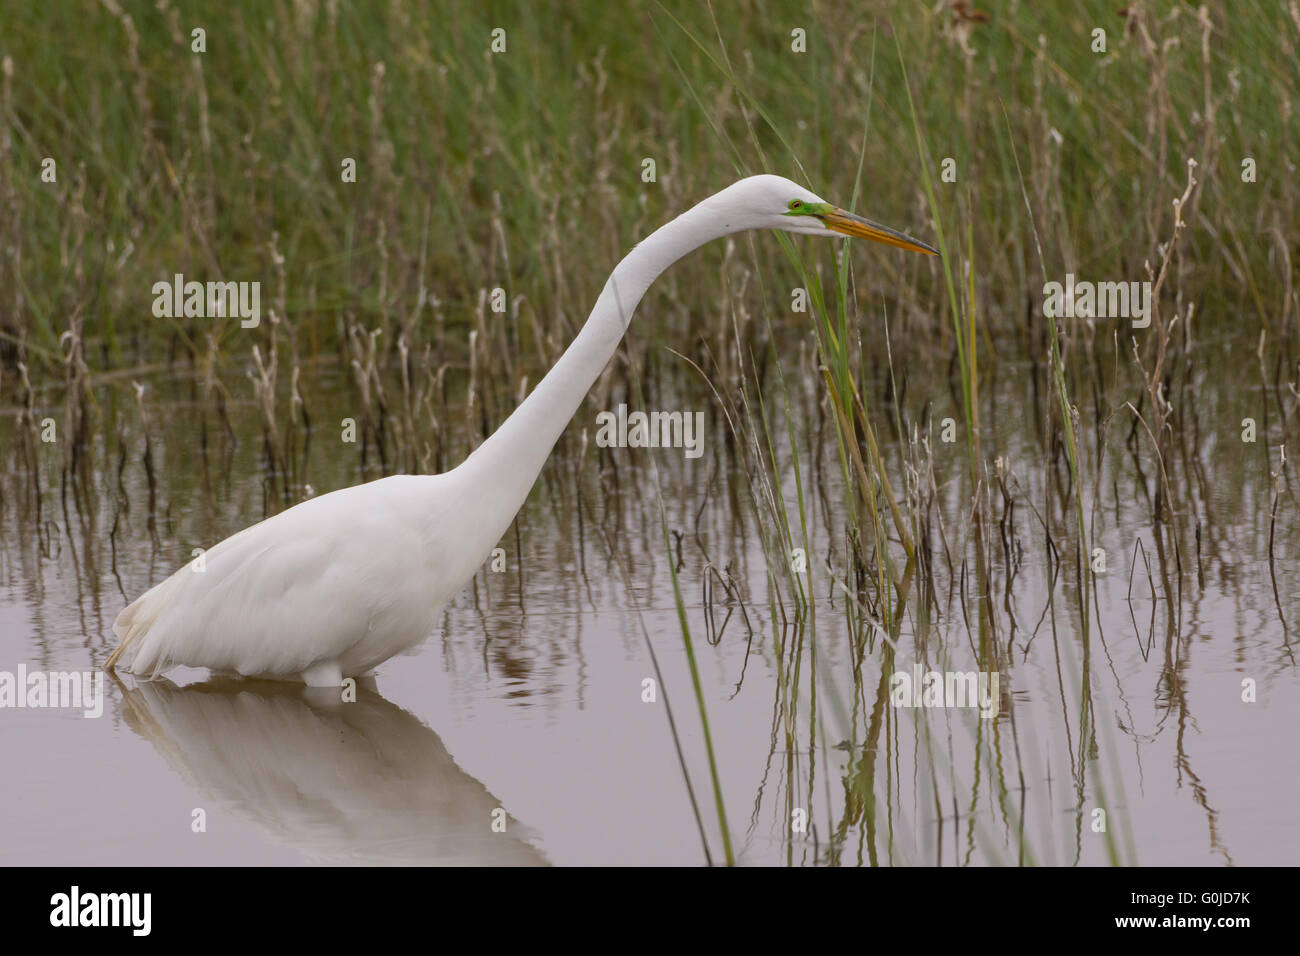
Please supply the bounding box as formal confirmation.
[450,199,730,549]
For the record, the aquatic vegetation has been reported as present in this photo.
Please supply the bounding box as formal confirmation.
[1,0,1297,866]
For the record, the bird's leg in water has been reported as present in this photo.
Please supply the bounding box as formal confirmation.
[300,660,343,688]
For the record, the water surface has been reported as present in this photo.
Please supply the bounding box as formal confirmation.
[2,346,1296,865]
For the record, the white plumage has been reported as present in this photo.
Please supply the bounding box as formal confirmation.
[107,175,936,685]
[110,474,472,684]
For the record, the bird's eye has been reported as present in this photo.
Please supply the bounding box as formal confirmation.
[788,200,803,210]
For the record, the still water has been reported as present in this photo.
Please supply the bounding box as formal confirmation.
[2,344,1296,865]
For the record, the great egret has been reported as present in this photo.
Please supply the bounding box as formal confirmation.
[106,174,936,685]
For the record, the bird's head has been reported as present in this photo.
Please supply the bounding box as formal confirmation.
[707,174,938,256]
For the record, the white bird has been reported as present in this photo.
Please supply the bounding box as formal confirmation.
[107,174,936,685]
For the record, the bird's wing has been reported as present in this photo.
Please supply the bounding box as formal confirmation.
[110,505,383,678]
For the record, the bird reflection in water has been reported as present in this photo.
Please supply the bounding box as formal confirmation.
[112,676,548,866]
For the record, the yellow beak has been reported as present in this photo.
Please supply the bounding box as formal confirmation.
[821,208,939,255]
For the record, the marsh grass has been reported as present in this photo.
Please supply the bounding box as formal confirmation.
[2,0,1297,865]
[644,5,1270,863]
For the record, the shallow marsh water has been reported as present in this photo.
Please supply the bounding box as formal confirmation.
[1,338,1297,866]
